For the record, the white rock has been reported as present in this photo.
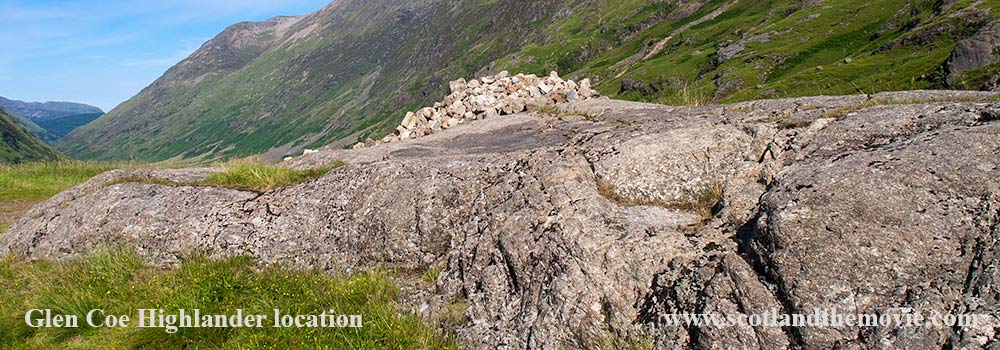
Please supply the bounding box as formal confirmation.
[303,149,319,155]
[449,79,467,93]
[401,111,417,129]
[485,108,498,119]
[538,82,552,94]
[579,78,593,97]
[451,100,467,115]
[418,107,434,119]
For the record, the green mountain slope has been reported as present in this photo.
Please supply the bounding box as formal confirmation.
[0,108,63,164]
[61,0,1000,161]
[2,108,56,143]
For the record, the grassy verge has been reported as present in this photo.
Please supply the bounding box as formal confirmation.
[0,251,457,349]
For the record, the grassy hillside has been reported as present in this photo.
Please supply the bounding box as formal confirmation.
[60,0,1000,162]
[2,108,56,143]
[0,109,62,164]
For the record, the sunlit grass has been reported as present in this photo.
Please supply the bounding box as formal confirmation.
[0,251,458,349]
[201,158,345,192]
[0,161,136,202]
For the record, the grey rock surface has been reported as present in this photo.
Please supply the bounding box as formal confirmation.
[948,20,1000,73]
[3,90,1000,349]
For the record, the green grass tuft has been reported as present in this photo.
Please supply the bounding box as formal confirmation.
[421,266,443,284]
[0,250,458,349]
[200,159,344,192]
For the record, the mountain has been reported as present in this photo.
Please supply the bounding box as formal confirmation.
[0,96,102,121]
[0,96,104,143]
[60,0,1000,161]
[0,108,63,164]
[33,113,103,141]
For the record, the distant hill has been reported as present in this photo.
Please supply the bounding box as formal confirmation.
[33,113,103,141]
[0,97,103,143]
[59,0,1000,161]
[0,108,63,164]
[0,96,102,121]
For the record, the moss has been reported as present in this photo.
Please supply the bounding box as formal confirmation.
[438,299,470,328]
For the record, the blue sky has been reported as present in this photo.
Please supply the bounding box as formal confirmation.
[0,0,331,111]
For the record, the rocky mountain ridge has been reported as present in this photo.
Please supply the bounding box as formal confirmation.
[0,96,102,121]
[0,97,103,143]
[4,89,998,349]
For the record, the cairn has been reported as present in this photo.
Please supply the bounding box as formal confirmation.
[353,71,599,149]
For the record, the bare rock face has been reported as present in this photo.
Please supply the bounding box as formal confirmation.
[947,19,1000,86]
[3,91,1000,349]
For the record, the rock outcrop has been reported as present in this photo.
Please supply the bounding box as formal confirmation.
[3,90,1000,349]
[947,19,1000,85]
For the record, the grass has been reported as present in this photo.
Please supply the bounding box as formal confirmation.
[421,266,443,285]
[106,159,345,193]
[0,161,130,202]
[200,158,345,192]
[0,158,344,233]
[435,300,469,329]
[0,161,147,232]
[0,250,458,350]
[585,327,655,350]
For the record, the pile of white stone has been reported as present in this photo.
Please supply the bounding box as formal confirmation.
[353,71,598,149]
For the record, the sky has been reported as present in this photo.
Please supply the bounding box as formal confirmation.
[0,0,332,111]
